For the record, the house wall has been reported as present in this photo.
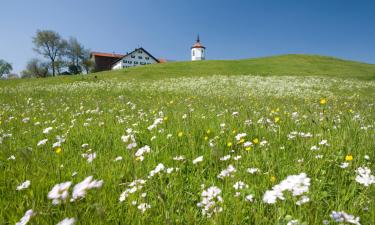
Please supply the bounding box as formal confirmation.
[112,49,158,70]
[191,47,205,61]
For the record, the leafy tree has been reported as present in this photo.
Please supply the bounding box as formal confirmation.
[80,49,94,74]
[21,59,50,78]
[66,37,84,74]
[0,59,13,78]
[32,30,67,76]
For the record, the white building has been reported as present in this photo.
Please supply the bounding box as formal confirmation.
[112,47,159,70]
[191,35,206,61]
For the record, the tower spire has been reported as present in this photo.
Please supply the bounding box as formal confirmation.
[197,34,200,43]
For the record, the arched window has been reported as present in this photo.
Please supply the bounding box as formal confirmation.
[192,50,195,56]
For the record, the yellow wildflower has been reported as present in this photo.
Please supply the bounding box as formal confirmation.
[345,155,353,161]
[178,132,183,137]
[253,138,259,144]
[245,147,252,151]
[227,142,232,147]
[274,117,280,123]
[163,116,168,121]
[320,98,327,105]
[55,147,62,154]
[270,176,276,183]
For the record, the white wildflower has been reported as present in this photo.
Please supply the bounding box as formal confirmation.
[149,163,165,177]
[233,181,248,190]
[114,156,123,161]
[247,168,259,174]
[81,152,96,163]
[197,186,223,218]
[193,156,203,164]
[217,165,236,179]
[137,203,151,213]
[263,173,310,205]
[56,218,76,225]
[355,167,375,186]
[48,181,72,205]
[220,155,231,161]
[43,127,53,134]
[37,139,48,146]
[71,176,103,201]
[331,211,360,225]
[339,162,349,169]
[16,180,31,191]
[245,194,254,202]
[173,155,185,161]
[15,209,35,225]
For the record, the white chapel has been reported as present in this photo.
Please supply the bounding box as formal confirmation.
[191,35,206,61]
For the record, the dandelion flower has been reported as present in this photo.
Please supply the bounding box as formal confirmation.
[319,98,327,105]
[55,147,62,154]
[345,155,353,161]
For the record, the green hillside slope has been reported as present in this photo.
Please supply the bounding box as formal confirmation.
[100,54,375,80]
[1,54,374,88]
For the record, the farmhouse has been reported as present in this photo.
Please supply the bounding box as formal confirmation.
[112,48,160,70]
[90,48,162,72]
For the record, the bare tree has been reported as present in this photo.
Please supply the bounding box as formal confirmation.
[32,30,67,76]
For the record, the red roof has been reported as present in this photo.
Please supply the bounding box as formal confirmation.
[158,58,168,63]
[90,52,124,58]
[191,42,205,49]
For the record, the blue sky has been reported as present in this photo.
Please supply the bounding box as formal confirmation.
[1,0,374,73]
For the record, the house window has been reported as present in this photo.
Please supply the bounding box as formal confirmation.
[145,57,150,60]
[192,50,195,56]
[138,56,142,59]
[138,50,142,53]
[123,60,127,63]
[131,55,135,58]
[134,61,138,65]
[140,62,146,65]
[128,61,132,64]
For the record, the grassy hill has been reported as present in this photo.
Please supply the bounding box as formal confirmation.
[99,54,375,80]
[1,54,375,88]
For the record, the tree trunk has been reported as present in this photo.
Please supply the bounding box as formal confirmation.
[52,60,55,76]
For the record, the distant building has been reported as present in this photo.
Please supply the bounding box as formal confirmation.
[90,48,163,72]
[112,47,159,70]
[191,35,206,61]
[90,52,124,72]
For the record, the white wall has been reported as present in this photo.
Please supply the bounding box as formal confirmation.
[191,47,205,61]
[112,49,158,70]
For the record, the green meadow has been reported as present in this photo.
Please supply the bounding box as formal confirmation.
[1,55,374,224]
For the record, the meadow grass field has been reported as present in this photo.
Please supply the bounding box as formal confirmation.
[1,55,375,224]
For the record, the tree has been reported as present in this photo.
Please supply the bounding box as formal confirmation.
[21,59,50,78]
[80,49,94,74]
[66,37,85,74]
[32,30,67,76]
[0,59,12,78]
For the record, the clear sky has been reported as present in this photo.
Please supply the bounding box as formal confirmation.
[1,0,374,73]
